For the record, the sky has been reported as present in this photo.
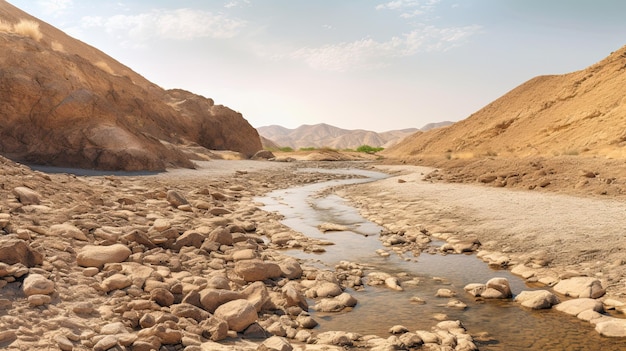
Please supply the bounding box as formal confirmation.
[5,0,626,132]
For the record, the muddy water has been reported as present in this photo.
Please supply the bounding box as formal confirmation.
[258,168,626,350]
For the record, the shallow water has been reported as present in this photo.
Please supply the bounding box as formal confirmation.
[258,168,626,350]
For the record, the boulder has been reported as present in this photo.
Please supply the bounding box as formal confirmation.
[22,273,55,296]
[282,282,308,310]
[12,186,41,205]
[279,258,303,279]
[28,294,52,306]
[595,318,626,337]
[100,273,132,292]
[150,288,175,307]
[257,336,293,351]
[170,303,210,322]
[0,239,43,267]
[208,227,233,246]
[200,289,243,313]
[49,223,88,241]
[555,298,604,316]
[234,259,282,282]
[214,299,258,332]
[200,316,229,341]
[485,277,512,298]
[553,277,605,298]
[76,244,131,268]
[241,281,271,312]
[313,292,357,312]
[515,290,560,309]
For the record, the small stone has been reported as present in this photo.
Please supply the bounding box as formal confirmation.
[257,336,293,351]
[55,335,74,351]
[28,294,52,306]
[23,273,55,296]
[93,335,118,351]
[166,190,189,207]
[0,330,17,344]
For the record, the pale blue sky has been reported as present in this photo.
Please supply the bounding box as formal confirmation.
[7,0,626,131]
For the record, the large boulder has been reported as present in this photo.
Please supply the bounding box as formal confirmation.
[76,244,131,268]
[596,318,626,337]
[554,298,604,316]
[515,290,560,309]
[213,299,258,332]
[553,277,605,298]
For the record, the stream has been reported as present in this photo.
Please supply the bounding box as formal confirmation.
[257,167,626,350]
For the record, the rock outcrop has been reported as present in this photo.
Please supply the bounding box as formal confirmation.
[0,2,262,171]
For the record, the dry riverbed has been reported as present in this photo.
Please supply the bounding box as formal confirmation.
[2,157,626,351]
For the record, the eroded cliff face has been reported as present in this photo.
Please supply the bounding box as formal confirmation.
[0,2,261,171]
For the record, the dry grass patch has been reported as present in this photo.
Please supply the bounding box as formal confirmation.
[95,61,115,75]
[0,19,12,33]
[13,19,43,41]
[51,40,65,52]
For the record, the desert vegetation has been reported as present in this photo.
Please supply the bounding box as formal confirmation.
[356,145,384,154]
[0,18,43,41]
[11,19,42,41]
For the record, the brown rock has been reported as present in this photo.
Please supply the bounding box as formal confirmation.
[170,303,210,322]
[199,289,243,313]
[0,239,43,267]
[208,227,233,246]
[234,259,282,282]
[150,288,175,307]
[166,190,188,207]
[200,317,229,341]
[12,186,41,205]
[76,244,131,268]
[22,273,55,296]
[49,223,88,241]
[214,299,258,332]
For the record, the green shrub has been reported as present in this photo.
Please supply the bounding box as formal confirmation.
[356,145,384,154]
[299,147,316,151]
[278,146,294,152]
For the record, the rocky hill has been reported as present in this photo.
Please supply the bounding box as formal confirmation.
[0,2,262,171]
[384,45,626,160]
[258,123,422,150]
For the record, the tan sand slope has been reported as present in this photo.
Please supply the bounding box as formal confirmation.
[384,45,626,160]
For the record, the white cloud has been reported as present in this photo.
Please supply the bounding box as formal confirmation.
[37,0,73,16]
[376,0,440,18]
[224,0,251,9]
[291,24,480,72]
[81,8,245,46]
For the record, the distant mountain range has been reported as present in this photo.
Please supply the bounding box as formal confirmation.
[257,122,452,150]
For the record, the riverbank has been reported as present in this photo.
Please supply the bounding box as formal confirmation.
[340,164,626,339]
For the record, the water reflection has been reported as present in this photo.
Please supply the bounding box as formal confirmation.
[258,168,626,350]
